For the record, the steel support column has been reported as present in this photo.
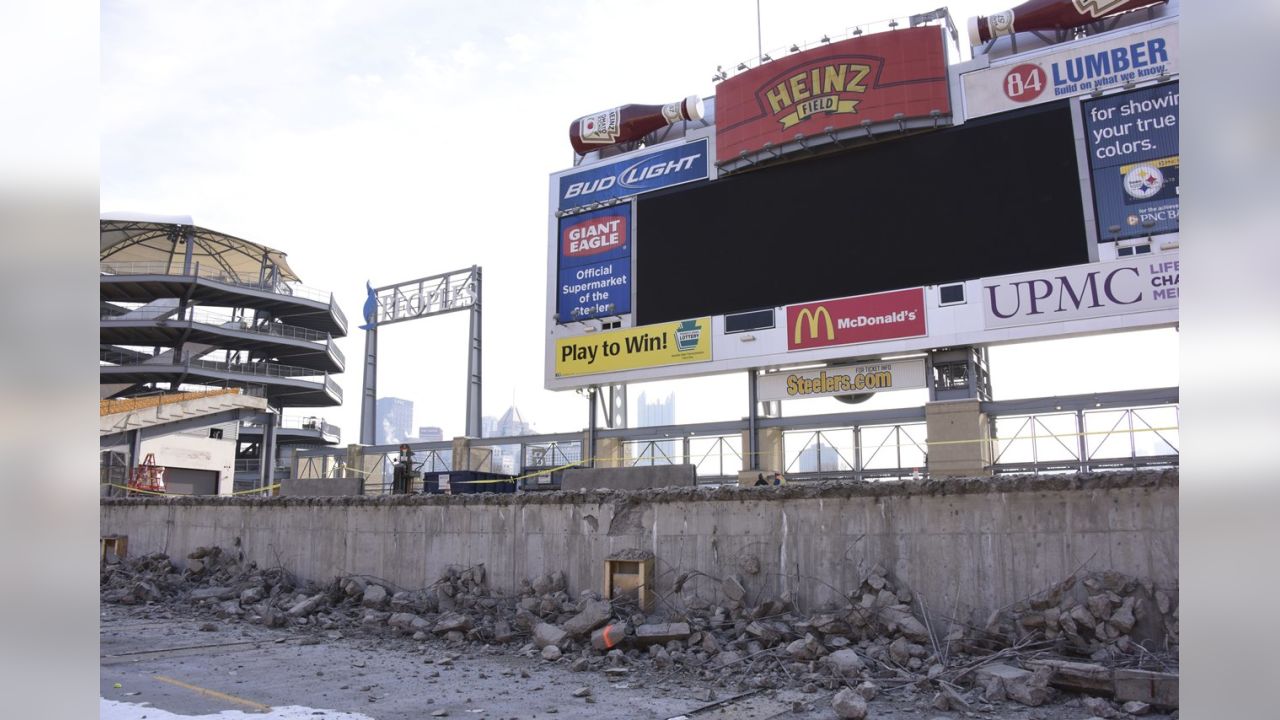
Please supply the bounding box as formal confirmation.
[258,413,277,491]
[181,226,195,274]
[747,369,760,471]
[1075,409,1088,473]
[359,326,377,445]
[465,267,482,439]
[587,386,598,468]
[128,428,142,476]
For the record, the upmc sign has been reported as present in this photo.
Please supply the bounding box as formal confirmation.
[983,254,1179,329]
[714,27,949,162]
[787,288,926,351]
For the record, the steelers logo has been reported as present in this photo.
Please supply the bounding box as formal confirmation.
[1123,165,1164,200]
[1127,215,1139,226]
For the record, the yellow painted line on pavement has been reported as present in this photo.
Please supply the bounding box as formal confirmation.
[151,674,271,712]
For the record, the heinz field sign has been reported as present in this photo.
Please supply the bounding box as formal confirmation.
[714,27,950,162]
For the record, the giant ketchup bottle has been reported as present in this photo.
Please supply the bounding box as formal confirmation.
[569,95,705,155]
[967,0,1168,45]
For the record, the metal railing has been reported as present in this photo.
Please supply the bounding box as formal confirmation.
[101,305,332,343]
[233,459,291,477]
[100,260,334,304]
[284,388,1178,495]
[783,422,929,481]
[241,415,341,438]
[989,404,1179,475]
[101,349,333,382]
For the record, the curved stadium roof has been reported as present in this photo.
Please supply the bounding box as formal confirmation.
[100,212,300,283]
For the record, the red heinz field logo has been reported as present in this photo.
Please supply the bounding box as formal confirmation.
[1003,63,1046,102]
[787,288,927,351]
[561,212,628,258]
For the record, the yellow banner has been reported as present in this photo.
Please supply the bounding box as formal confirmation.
[778,96,859,129]
[1120,155,1179,174]
[555,318,712,377]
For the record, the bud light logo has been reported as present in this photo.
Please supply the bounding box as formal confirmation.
[556,139,708,211]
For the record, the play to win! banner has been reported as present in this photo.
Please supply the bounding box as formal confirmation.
[555,318,711,377]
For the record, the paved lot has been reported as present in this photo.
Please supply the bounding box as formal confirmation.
[100,604,795,719]
[101,604,1173,720]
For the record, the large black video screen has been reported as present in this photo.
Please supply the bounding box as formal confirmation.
[635,100,1088,325]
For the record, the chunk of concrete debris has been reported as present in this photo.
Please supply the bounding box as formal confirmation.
[1122,700,1151,716]
[1114,669,1178,709]
[286,593,326,618]
[541,644,562,661]
[492,620,514,643]
[1083,696,1121,718]
[974,663,1049,707]
[571,686,591,698]
[533,622,567,649]
[635,622,690,645]
[361,584,388,609]
[590,622,628,651]
[562,600,612,637]
[1110,598,1137,634]
[826,648,865,677]
[1023,658,1113,694]
[745,621,781,644]
[722,575,746,603]
[190,586,237,601]
[855,681,878,701]
[877,605,930,643]
[433,611,472,634]
[707,650,739,670]
[832,688,867,719]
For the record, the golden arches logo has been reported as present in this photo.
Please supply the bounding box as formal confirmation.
[793,306,835,344]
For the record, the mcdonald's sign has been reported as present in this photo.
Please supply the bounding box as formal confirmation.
[786,288,927,351]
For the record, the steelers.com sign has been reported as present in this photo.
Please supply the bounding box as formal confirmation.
[1082,81,1179,242]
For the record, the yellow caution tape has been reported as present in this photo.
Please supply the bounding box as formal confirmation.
[101,482,281,496]
[101,483,168,496]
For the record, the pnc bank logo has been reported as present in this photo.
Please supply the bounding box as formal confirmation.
[793,306,835,345]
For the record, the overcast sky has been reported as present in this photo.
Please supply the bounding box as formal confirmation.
[100,0,1178,440]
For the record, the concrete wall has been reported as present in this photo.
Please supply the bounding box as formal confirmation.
[561,465,696,492]
[100,471,1177,627]
[279,477,364,497]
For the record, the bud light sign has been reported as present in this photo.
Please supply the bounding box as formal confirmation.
[1082,81,1179,242]
[558,206,631,323]
[556,138,708,211]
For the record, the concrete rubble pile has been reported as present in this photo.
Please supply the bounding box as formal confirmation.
[102,546,1179,717]
[982,570,1179,661]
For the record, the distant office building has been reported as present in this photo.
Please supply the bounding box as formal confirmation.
[492,405,534,438]
[797,440,843,474]
[376,397,414,444]
[417,426,444,442]
[482,405,535,474]
[636,391,678,464]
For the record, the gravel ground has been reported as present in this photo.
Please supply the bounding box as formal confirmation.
[100,603,1174,720]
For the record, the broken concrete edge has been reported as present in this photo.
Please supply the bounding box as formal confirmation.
[101,469,1177,508]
